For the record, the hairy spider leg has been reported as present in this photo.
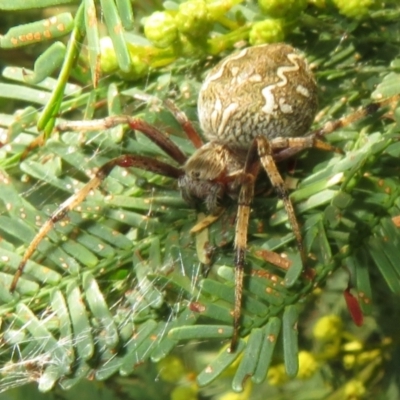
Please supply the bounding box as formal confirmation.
[11,97,203,291]
[274,95,400,162]
[231,141,260,351]
[230,134,342,351]
[271,136,343,154]
[57,116,188,165]
[130,93,204,149]
[10,119,187,292]
[10,155,182,292]
[256,136,307,266]
[163,99,204,149]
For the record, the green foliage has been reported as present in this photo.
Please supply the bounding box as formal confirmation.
[0,1,400,400]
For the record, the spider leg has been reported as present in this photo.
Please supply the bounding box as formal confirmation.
[231,142,260,351]
[163,99,204,149]
[230,135,310,351]
[272,136,343,157]
[57,116,188,165]
[311,95,399,139]
[274,95,400,161]
[256,136,306,266]
[9,155,182,292]
[229,94,400,344]
[131,93,204,149]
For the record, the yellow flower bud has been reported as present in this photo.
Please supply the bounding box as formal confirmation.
[267,364,288,386]
[308,0,326,7]
[297,351,318,379]
[171,385,198,400]
[100,37,118,73]
[144,11,179,48]
[344,379,366,399]
[331,0,375,19]
[157,355,185,383]
[258,0,307,18]
[313,315,343,341]
[249,19,285,46]
[175,0,213,38]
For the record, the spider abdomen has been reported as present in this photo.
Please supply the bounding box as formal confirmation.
[198,43,318,147]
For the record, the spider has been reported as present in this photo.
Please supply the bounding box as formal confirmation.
[9,43,397,352]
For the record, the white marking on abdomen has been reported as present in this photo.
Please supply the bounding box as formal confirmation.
[296,84,310,97]
[202,48,248,91]
[218,102,239,136]
[279,98,293,114]
[261,53,301,115]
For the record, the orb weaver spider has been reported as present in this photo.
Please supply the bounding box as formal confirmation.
[9,43,398,352]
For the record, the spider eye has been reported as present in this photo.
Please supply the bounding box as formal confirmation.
[191,171,201,179]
